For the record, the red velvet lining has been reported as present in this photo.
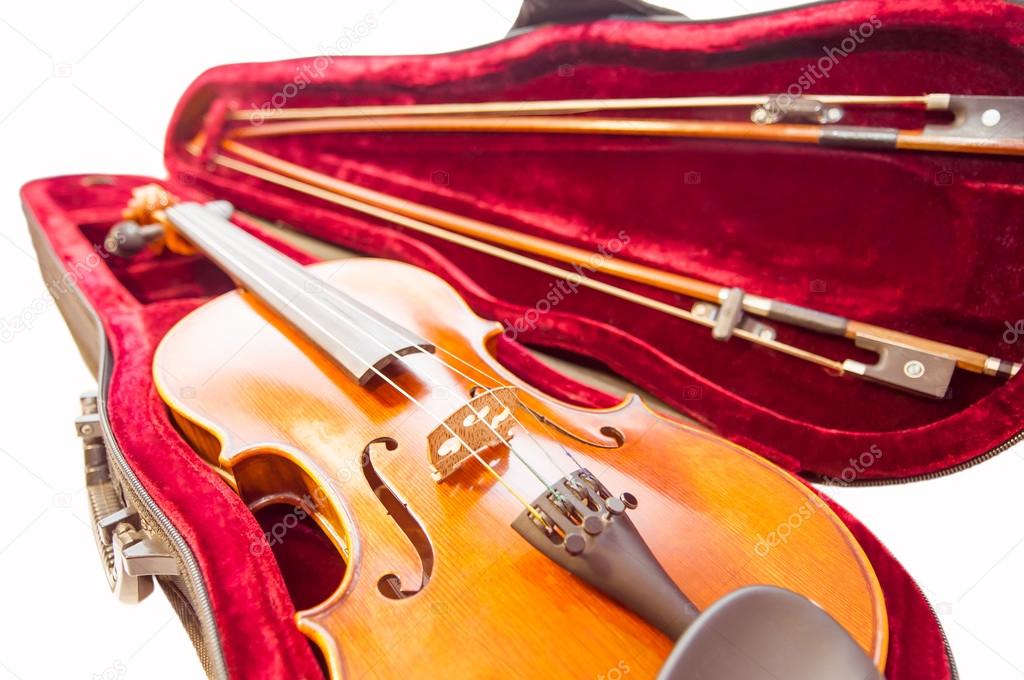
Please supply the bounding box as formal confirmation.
[166,0,1024,482]
[22,176,324,680]
[24,171,952,680]
[254,504,346,613]
[28,1,1024,677]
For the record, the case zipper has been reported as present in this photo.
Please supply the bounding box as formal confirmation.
[814,430,1024,487]
[98,319,228,678]
[24,206,229,680]
[915,576,960,680]
[817,432,1024,680]
[808,436,1024,680]
[93,334,229,679]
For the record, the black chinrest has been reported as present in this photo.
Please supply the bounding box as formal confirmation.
[657,585,884,680]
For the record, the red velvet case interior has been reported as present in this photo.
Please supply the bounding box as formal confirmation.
[23,0,1024,677]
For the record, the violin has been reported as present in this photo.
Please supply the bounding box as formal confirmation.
[120,185,887,678]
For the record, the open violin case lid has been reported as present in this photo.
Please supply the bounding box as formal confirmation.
[21,0,1024,677]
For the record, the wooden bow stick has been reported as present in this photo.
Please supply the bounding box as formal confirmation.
[231,93,943,120]
[229,93,1024,157]
[182,134,1019,398]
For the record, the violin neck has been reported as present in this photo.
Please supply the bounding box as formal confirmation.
[164,201,434,384]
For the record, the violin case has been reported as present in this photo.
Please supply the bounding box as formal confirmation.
[20,0,1024,677]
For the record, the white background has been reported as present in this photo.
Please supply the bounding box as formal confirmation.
[1,1,1021,678]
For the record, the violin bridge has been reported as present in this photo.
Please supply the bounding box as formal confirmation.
[427,386,519,481]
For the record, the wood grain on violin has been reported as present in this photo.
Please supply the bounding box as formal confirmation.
[152,243,887,678]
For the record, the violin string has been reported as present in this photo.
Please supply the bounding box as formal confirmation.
[206,153,599,473]
[409,342,588,472]
[218,211,576,485]
[173,206,547,519]
[201,176,585,477]
[294,267,581,478]
[203,151,648,464]
[323,299,586,475]
[185,205,565,497]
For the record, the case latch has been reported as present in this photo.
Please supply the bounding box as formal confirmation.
[78,391,179,604]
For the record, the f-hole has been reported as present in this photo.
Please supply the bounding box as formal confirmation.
[363,437,434,599]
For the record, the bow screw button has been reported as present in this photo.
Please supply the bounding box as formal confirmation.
[903,360,926,379]
[980,108,1001,127]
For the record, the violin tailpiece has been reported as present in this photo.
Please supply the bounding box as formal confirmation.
[511,469,699,639]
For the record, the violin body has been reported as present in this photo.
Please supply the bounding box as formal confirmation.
[154,257,886,678]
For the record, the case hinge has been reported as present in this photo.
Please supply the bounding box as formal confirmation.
[78,390,179,604]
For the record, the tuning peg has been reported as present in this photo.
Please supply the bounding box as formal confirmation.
[103,220,165,257]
